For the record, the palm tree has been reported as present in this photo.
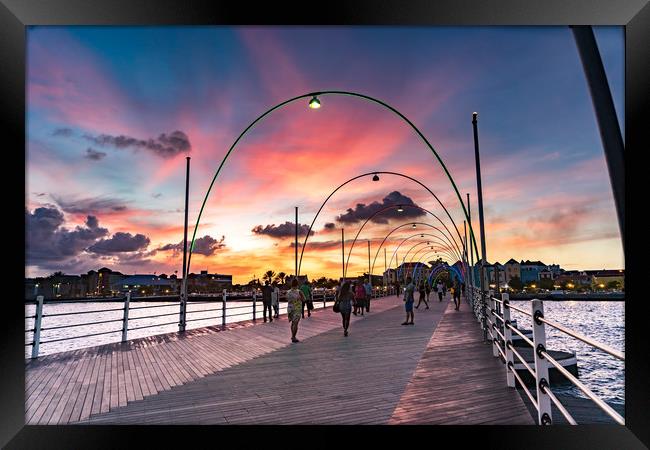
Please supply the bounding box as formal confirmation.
[275,271,287,285]
[263,270,276,284]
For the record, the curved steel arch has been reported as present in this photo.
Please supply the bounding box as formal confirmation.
[344,204,462,278]
[187,90,480,278]
[370,223,463,277]
[385,224,458,275]
[297,171,465,275]
[380,232,458,272]
[397,242,456,279]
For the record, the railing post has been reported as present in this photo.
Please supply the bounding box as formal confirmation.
[502,293,515,387]
[31,295,44,359]
[222,289,227,327]
[122,291,131,343]
[252,291,257,321]
[323,292,326,308]
[531,299,553,425]
[481,288,488,341]
[489,290,499,356]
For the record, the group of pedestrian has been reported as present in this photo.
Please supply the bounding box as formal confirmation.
[278,273,465,343]
[351,280,372,316]
[261,280,280,322]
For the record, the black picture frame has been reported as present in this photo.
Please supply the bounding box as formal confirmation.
[2,0,647,448]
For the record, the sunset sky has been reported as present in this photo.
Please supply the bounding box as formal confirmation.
[26,26,624,283]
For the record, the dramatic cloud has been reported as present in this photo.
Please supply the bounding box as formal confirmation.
[87,232,151,254]
[52,127,73,137]
[84,130,191,159]
[157,235,226,256]
[335,191,425,224]
[323,222,336,230]
[25,206,109,264]
[51,195,128,215]
[84,147,107,160]
[252,222,314,239]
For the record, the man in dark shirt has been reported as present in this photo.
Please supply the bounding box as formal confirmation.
[261,281,273,322]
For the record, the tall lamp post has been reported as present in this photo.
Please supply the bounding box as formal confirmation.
[179,156,190,332]
[472,112,489,342]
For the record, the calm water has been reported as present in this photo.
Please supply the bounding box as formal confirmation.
[509,300,624,406]
[26,299,624,406]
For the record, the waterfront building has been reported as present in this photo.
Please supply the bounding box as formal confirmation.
[118,275,173,295]
[520,260,547,283]
[383,268,398,285]
[588,269,624,290]
[504,258,521,283]
[186,271,233,293]
[539,268,554,280]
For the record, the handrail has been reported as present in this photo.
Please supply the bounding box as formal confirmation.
[41,307,125,317]
[542,383,578,425]
[487,296,624,426]
[509,363,538,410]
[508,303,531,316]
[506,322,535,348]
[538,316,624,361]
[128,311,179,321]
[24,292,386,358]
[541,350,624,425]
[40,317,124,331]
[40,328,122,344]
[507,342,536,378]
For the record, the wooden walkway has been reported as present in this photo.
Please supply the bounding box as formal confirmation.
[25,296,399,425]
[25,294,537,425]
[388,301,535,424]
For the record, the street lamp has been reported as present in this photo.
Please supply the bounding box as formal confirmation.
[308,96,321,109]
[372,173,380,181]
[397,205,404,212]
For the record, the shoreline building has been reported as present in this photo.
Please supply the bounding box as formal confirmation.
[520,260,548,284]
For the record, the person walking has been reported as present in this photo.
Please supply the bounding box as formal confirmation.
[453,279,462,310]
[271,282,280,318]
[354,282,366,316]
[261,280,273,322]
[437,281,444,302]
[364,280,372,312]
[395,280,401,298]
[336,281,354,336]
[286,279,305,343]
[425,281,431,302]
[402,276,415,325]
[300,280,313,318]
[415,280,429,309]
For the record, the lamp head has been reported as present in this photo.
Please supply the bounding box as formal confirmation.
[372,173,379,181]
[397,205,404,212]
[308,96,321,109]
[412,223,416,228]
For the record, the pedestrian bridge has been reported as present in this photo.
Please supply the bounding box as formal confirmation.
[25,295,538,425]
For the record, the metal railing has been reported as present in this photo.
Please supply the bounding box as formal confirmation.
[467,287,625,425]
[25,286,397,358]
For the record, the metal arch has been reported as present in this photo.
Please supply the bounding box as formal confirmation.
[344,204,463,278]
[385,225,459,276]
[382,232,460,272]
[397,242,456,279]
[370,223,463,277]
[406,249,458,279]
[408,244,454,268]
[187,90,480,277]
[297,171,464,275]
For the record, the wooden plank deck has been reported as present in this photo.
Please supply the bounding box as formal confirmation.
[25,296,399,424]
[388,301,536,424]
[82,295,451,424]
